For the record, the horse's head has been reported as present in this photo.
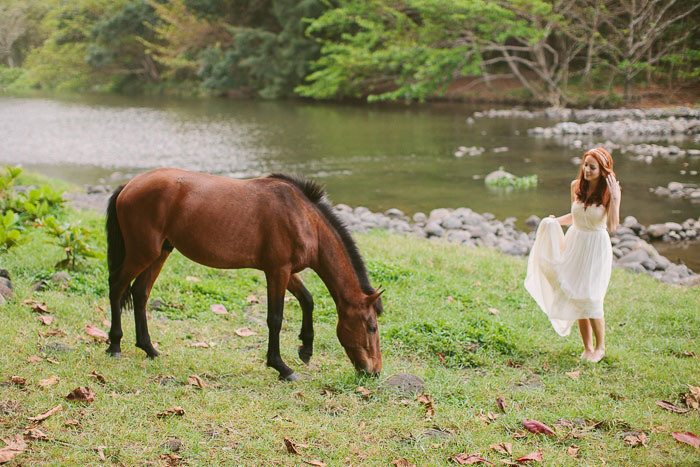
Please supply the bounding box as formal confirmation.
[337,289,383,376]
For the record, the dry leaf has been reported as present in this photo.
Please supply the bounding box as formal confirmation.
[523,419,556,435]
[496,396,506,412]
[567,445,579,456]
[188,342,210,348]
[416,393,435,419]
[512,431,527,439]
[490,442,512,455]
[437,352,446,364]
[452,453,495,465]
[302,460,326,467]
[39,329,66,337]
[656,400,690,413]
[28,404,63,422]
[26,355,43,363]
[160,453,183,465]
[623,432,647,447]
[63,419,80,427]
[391,458,415,467]
[157,406,185,418]
[210,304,228,315]
[565,371,580,380]
[488,307,500,315]
[185,276,201,282]
[447,296,456,303]
[88,370,106,384]
[246,294,259,304]
[31,303,50,314]
[66,387,96,404]
[515,450,543,463]
[682,384,700,410]
[284,437,308,454]
[10,376,26,387]
[36,315,54,325]
[46,358,59,364]
[0,435,27,464]
[356,386,376,400]
[23,428,48,441]
[234,327,257,337]
[96,446,106,461]
[506,360,521,368]
[609,392,626,401]
[187,374,207,389]
[672,431,700,448]
[37,376,59,388]
[85,325,108,342]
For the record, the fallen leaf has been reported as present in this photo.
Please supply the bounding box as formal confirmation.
[623,432,647,447]
[85,325,108,342]
[28,404,63,422]
[523,419,556,435]
[66,387,95,404]
[96,446,106,461]
[210,304,228,315]
[672,431,700,448]
[447,296,456,303]
[188,342,210,348]
[26,355,43,363]
[609,392,626,401]
[29,302,50,314]
[452,453,495,465]
[302,460,326,467]
[46,358,59,364]
[157,406,185,418]
[39,329,66,337]
[246,294,259,304]
[356,386,376,400]
[63,419,80,427]
[37,376,59,388]
[496,396,506,412]
[0,435,27,464]
[437,352,446,364]
[682,350,697,358]
[490,442,512,455]
[488,307,500,315]
[23,428,48,441]
[488,412,500,421]
[185,276,200,282]
[10,376,26,387]
[102,319,110,327]
[160,453,183,465]
[391,458,415,467]
[88,370,106,384]
[416,393,435,419]
[506,360,521,368]
[565,371,580,380]
[187,374,207,389]
[515,450,543,463]
[567,445,579,456]
[284,437,308,454]
[36,315,54,325]
[512,431,527,439]
[656,400,690,413]
[682,384,700,410]
[234,327,257,337]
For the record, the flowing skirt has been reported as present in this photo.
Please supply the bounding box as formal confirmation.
[524,218,612,336]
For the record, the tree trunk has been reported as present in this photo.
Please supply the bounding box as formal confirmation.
[624,75,631,104]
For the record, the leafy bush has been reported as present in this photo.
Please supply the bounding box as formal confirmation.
[0,210,21,250]
[41,216,104,270]
[485,167,538,189]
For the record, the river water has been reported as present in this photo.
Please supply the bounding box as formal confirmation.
[1,95,698,268]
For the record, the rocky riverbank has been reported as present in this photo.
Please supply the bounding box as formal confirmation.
[473,106,700,121]
[651,182,700,205]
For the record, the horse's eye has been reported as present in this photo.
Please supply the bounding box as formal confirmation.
[367,324,377,333]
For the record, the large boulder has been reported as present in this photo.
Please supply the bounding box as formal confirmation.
[0,269,12,301]
[484,170,515,184]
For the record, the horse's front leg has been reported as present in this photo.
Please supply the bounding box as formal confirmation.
[265,267,297,381]
[287,273,314,364]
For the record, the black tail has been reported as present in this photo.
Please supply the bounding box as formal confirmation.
[106,185,132,311]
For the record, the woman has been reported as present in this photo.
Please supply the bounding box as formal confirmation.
[525,147,621,363]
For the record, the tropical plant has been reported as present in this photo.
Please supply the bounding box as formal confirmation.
[41,216,103,269]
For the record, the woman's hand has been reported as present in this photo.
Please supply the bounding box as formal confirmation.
[607,174,621,202]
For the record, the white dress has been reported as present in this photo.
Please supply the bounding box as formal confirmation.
[524,200,613,336]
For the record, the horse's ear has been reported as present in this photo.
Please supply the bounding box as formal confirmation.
[364,288,384,307]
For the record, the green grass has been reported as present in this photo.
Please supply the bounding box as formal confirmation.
[0,204,699,466]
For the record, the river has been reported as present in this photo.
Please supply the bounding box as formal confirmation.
[1,94,698,269]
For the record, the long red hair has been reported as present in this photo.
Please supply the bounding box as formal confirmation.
[574,147,616,208]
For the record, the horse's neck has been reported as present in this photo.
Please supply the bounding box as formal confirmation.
[313,226,364,307]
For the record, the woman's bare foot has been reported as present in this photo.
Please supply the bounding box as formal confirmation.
[588,348,605,363]
[580,349,594,360]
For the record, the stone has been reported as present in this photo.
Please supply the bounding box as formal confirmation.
[664,222,683,231]
[641,259,657,271]
[424,222,444,237]
[384,208,404,218]
[620,262,646,274]
[412,212,427,223]
[42,342,73,354]
[428,208,451,222]
[612,247,623,258]
[647,224,670,238]
[417,428,454,441]
[485,170,515,184]
[382,373,426,395]
[51,271,71,284]
[31,280,49,292]
[652,255,671,270]
[162,438,184,452]
[335,203,352,212]
[149,299,166,311]
[623,216,638,227]
[441,215,463,230]
[679,274,700,287]
[668,181,684,192]
[0,276,13,300]
[447,230,471,243]
[613,226,635,237]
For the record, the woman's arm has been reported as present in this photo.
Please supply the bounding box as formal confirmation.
[556,213,573,226]
[606,173,621,232]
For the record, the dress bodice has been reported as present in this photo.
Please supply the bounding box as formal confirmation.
[571,200,607,232]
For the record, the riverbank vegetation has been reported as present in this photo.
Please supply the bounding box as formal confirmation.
[1,0,698,106]
[0,174,699,464]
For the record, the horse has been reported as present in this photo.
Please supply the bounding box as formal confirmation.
[105,168,383,381]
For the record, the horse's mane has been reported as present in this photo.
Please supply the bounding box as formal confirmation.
[267,173,382,315]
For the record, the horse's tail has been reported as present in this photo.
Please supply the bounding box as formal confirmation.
[106,185,132,311]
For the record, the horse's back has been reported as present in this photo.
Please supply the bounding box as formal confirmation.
[117,169,318,270]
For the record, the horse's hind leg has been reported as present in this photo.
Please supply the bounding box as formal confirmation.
[132,248,171,358]
[287,273,314,364]
[265,266,296,381]
[107,258,152,357]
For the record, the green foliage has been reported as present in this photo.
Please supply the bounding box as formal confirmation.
[485,167,538,189]
[40,216,104,270]
[0,210,22,250]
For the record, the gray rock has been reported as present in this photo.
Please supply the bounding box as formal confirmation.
[51,271,71,284]
[647,224,670,238]
[623,216,638,227]
[641,259,657,271]
[620,262,646,274]
[335,203,352,213]
[413,212,427,223]
[613,226,635,237]
[485,170,515,184]
[382,373,426,395]
[618,249,650,265]
[428,208,451,222]
[162,438,184,452]
[668,181,684,192]
[354,206,371,216]
[447,230,471,244]
[0,276,13,300]
[31,280,49,292]
[441,215,463,230]
[42,341,73,354]
[417,428,455,441]
[664,222,683,231]
[652,255,671,270]
[424,222,444,237]
[384,208,404,218]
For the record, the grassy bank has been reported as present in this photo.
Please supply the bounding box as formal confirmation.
[0,189,699,465]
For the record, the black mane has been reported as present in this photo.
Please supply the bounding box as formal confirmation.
[267,173,383,315]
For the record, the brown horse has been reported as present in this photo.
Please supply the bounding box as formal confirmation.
[105,168,383,381]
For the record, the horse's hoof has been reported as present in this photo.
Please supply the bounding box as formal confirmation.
[298,345,312,364]
[108,351,122,359]
[279,372,300,382]
[137,344,160,359]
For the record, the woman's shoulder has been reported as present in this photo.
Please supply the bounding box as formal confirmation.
[570,179,578,187]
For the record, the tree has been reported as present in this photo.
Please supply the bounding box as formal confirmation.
[0,3,27,67]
